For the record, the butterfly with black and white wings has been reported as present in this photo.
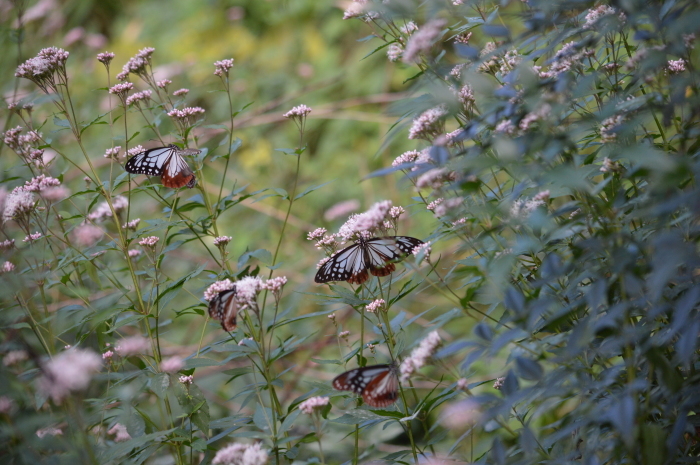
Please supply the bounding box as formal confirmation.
[332,364,400,408]
[208,288,238,332]
[124,144,199,189]
[315,236,423,285]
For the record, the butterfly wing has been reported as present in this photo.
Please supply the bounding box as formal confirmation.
[161,150,197,188]
[125,145,176,176]
[315,242,368,284]
[332,364,399,408]
[208,289,238,332]
[365,236,424,277]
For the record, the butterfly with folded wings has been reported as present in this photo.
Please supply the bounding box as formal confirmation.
[208,288,238,332]
[315,236,424,285]
[332,363,400,408]
[124,144,199,189]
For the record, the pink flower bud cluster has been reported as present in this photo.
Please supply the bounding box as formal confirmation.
[213,442,268,465]
[96,51,115,65]
[366,298,386,313]
[283,104,312,119]
[125,90,152,107]
[298,396,329,414]
[214,58,235,77]
[116,47,155,81]
[38,348,102,403]
[400,330,441,383]
[115,336,150,356]
[138,236,160,248]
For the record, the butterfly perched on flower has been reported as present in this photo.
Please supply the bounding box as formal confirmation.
[208,288,237,332]
[125,144,199,189]
[332,363,399,408]
[315,236,423,284]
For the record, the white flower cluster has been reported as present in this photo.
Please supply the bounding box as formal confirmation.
[400,330,441,383]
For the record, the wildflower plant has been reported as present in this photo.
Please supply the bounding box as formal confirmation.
[1,0,700,465]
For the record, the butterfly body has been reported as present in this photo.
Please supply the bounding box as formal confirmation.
[315,236,423,284]
[125,144,198,189]
[332,363,400,407]
[208,288,237,332]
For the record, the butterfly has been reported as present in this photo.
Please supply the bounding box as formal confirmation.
[208,288,238,332]
[315,236,424,285]
[332,363,400,408]
[124,144,199,189]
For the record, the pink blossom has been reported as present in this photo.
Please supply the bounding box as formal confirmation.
[128,146,145,157]
[167,106,206,121]
[283,104,312,119]
[213,442,268,465]
[402,19,447,64]
[72,224,104,247]
[392,150,420,168]
[493,376,505,390]
[18,174,61,193]
[600,115,624,143]
[667,58,686,74]
[214,236,232,247]
[38,348,102,403]
[342,2,365,20]
[583,5,618,28]
[179,375,194,385]
[416,168,451,189]
[36,426,63,438]
[324,200,360,221]
[308,228,328,241]
[235,276,264,308]
[327,313,336,321]
[452,217,467,226]
[316,257,330,269]
[339,330,350,340]
[456,378,468,390]
[387,43,403,62]
[0,239,15,250]
[495,119,516,135]
[366,298,385,312]
[123,218,141,230]
[23,232,42,243]
[400,21,418,35]
[0,396,14,414]
[41,186,70,202]
[214,58,235,77]
[173,88,189,97]
[3,191,36,222]
[389,206,405,219]
[441,398,481,429]
[204,279,234,301]
[156,79,172,89]
[96,51,115,65]
[161,356,184,373]
[125,90,152,107]
[109,82,134,97]
[337,200,393,241]
[1,262,15,273]
[264,276,287,293]
[409,106,447,140]
[433,197,463,217]
[299,396,330,414]
[102,350,113,360]
[3,350,28,366]
[108,423,131,442]
[400,330,441,383]
[600,157,622,173]
[519,104,551,131]
[128,249,142,258]
[138,236,159,247]
[115,336,150,356]
[426,198,444,212]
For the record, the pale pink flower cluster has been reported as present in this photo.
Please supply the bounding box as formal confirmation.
[72,224,104,247]
[499,49,522,74]
[214,58,235,77]
[109,82,134,97]
[456,378,468,390]
[204,279,235,301]
[400,330,441,383]
[342,1,365,20]
[3,350,28,366]
[108,423,131,442]
[96,51,115,65]
[387,43,404,62]
[156,79,172,89]
[123,218,141,230]
[179,375,194,385]
[214,236,232,247]
[400,21,418,35]
[533,190,550,203]
[128,249,142,258]
[128,146,145,157]
[139,236,160,247]
[167,106,206,122]
[426,198,444,212]
[161,356,184,373]
[116,47,155,81]
[103,146,122,159]
[600,115,624,143]
[235,276,264,308]
[366,298,385,313]
[433,197,463,217]
[510,195,546,220]
[456,84,475,110]
[299,396,330,414]
[455,32,471,44]
[125,90,152,107]
[684,33,696,49]
[116,336,150,356]
[519,104,551,131]
[1,262,15,273]
[307,228,327,241]
[534,42,589,78]
[402,19,447,64]
[337,200,393,241]
[3,127,45,161]
[213,442,268,465]
[392,150,420,168]
[416,168,451,189]
[441,398,481,429]
[412,242,432,263]
[339,330,350,340]
[36,426,63,438]
[600,157,622,173]
[41,186,70,202]
[495,119,516,135]
[316,257,330,269]
[493,376,505,390]
[324,199,360,221]
[15,47,69,83]
[327,313,336,321]
[38,348,102,403]
[583,5,618,28]
[102,350,113,360]
[449,63,467,79]
[389,206,404,219]
[283,104,312,119]
[173,88,189,97]
[16,174,61,193]
[3,190,35,222]
[264,276,287,294]
[667,58,686,74]
[408,106,447,140]
[23,232,42,243]
[0,239,15,250]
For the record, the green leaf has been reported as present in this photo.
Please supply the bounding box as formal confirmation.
[53,116,71,128]
[294,180,334,201]
[151,373,170,399]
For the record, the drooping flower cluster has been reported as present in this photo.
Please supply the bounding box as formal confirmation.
[400,330,441,383]
[213,442,269,465]
[298,396,329,414]
[38,348,102,403]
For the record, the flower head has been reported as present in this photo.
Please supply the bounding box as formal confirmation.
[109,82,134,104]
[115,336,150,356]
[3,350,28,366]
[161,356,184,373]
[179,375,194,385]
[214,236,232,247]
[73,224,104,247]
[123,218,141,230]
[96,51,115,66]
[125,90,152,107]
[337,200,393,241]
[139,236,160,248]
[104,146,122,159]
[366,298,386,312]
[283,104,312,132]
[402,19,447,64]
[204,279,235,301]
[15,47,70,94]
[173,88,189,97]
[399,330,441,383]
[213,442,268,465]
[387,43,404,62]
[214,58,235,77]
[23,232,42,243]
[493,376,505,390]
[409,106,447,141]
[108,423,131,442]
[38,348,102,403]
[235,276,264,308]
[1,262,15,274]
[299,396,330,414]
[3,190,35,223]
[156,79,172,89]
